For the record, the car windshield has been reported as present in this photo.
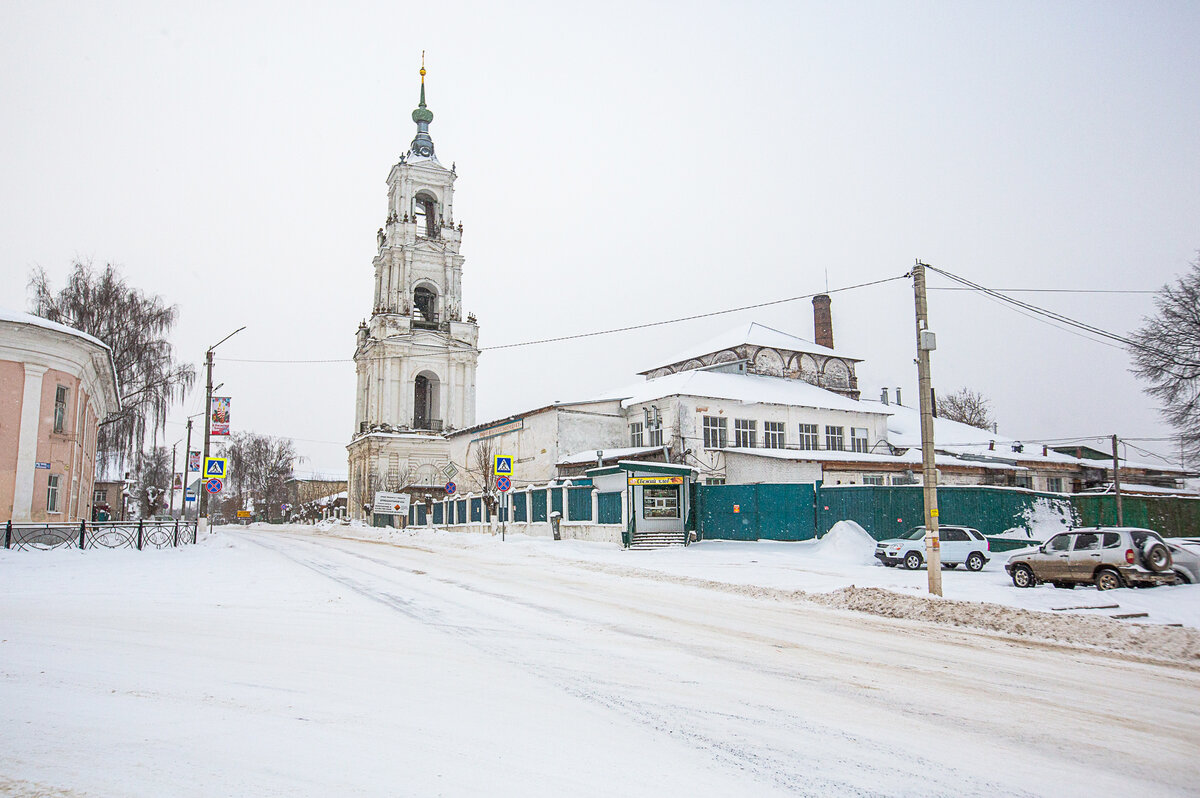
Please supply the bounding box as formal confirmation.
[902,528,925,541]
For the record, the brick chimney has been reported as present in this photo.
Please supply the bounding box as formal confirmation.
[813,294,834,349]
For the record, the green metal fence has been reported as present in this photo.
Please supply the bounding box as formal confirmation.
[695,484,815,541]
[1072,494,1200,538]
[598,492,622,525]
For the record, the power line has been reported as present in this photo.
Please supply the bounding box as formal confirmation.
[929,287,1155,294]
[216,274,910,364]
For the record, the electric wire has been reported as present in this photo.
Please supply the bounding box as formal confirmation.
[215,274,910,364]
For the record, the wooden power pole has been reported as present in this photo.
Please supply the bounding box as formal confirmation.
[913,260,943,596]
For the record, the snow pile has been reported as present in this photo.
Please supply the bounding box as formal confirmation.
[812,521,877,565]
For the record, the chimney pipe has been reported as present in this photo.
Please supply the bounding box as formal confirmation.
[881,387,889,405]
[895,387,902,406]
[812,294,834,349]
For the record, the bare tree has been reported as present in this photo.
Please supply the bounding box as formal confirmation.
[466,437,499,514]
[29,260,196,468]
[225,432,297,520]
[1130,253,1200,464]
[129,446,173,518]
[937,388,995,430]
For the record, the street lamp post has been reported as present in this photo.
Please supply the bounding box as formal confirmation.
[199,327,245,525]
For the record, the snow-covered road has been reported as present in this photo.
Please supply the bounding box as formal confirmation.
[2,526,1198,796]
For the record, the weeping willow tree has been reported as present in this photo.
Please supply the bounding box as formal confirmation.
[29,260,196,471]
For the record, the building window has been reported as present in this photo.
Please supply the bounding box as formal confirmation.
[798,423,819,450]
[825,425,845,451]
[54,385,68,433]
[1014,474,1032,489]
[764,421,785,449]
[46,475,61,513]
[705,477,726,486]
[94,489,106,504]
[630,422,644,447]
[1046,477,1063,493]
[643,486,680,518]
[850,427,869,454]
[703,416,727,449]
[863,475,885,486]
[734,419,756,448]
[646,407,663,447]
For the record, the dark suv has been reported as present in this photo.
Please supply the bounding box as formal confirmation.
[1005,527,1176,590]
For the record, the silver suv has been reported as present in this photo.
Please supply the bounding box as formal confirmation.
[1005,527,1176,590]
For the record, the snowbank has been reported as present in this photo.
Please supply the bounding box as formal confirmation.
[812,521,877,565]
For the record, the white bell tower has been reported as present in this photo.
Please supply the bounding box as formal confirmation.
[347,59,480,519]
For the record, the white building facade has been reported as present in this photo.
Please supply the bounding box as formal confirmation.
[347,65,479,519]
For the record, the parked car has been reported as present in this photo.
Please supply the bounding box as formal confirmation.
[1005,527,1177,590]
[874,526,990,571]
[1166,539,1200,585]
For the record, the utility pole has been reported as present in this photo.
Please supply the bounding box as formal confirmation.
[182,416,194,519]
[169,441,180,518]
[199,327,245,526]
[913,260,943,596]
[1111,434,1123,526]
[200,348,214,521]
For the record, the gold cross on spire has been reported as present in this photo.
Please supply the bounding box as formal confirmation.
[420,50,426,82]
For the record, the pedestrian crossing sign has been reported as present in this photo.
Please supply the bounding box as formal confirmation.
[203,457,228,479]
[493,455,514,476]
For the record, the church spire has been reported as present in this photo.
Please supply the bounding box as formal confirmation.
[409,52,436,159]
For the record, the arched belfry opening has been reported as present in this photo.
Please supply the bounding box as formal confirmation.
[414,285,438,327]
[413,371,441,431]
[414,191,438,238]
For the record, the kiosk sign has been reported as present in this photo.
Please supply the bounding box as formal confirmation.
[372,491,411,516]
[627,475,684,486]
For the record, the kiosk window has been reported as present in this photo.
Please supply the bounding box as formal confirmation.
[643,486,680,519]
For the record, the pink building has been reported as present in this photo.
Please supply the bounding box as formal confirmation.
[1,309,120,522]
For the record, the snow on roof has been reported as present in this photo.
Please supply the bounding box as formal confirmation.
[864,399,1187,474]
[0,307,111,352]
[722,447,1023,471]
[603,369,882,416]
[558,445,668,466]
[639,322,860,375]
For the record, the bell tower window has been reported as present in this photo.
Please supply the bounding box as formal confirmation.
[414,192,438,238]
[413,285,438,327]
[413,371,441,431]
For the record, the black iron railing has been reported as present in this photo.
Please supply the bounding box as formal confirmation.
[3,519,198,551]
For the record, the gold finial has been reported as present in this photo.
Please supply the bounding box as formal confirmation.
[420,50,426,81]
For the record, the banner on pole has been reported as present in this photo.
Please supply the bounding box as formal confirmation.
[173,473,183,490]
[188,450,201,472]
[211,396,231,436]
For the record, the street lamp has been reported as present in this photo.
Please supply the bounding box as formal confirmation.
[200,326,245,525]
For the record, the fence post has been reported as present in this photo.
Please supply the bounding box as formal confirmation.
[137,519,143,551]
[79,519,86,550]
[173,519,179,547]
[4,520,11,549]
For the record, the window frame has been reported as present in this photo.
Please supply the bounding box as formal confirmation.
[850,427,869,454]
[825,425,845,452]
[629,421,644,447]
[702,416,727,449]
[797,423,819,450]
[733,419,757,448]
[46,474,61,513]
[763,421,785,449]
[53,385,68,433]
[642,485,680,519]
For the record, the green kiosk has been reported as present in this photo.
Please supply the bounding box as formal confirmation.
[585,461,695,548]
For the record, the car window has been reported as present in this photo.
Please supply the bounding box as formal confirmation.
[942,529,967,542]
[1073,533,1100,551]
[1102,533,1121,548]
[903,528,925,540]
[1047,534,1072,552]
[969,529,985,541]
[1129,530,1163,548]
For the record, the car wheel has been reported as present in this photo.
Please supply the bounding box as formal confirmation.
[1094,568,1124,591]
[1051,581,1075,590]
[1011,564,1035,588]
[1173,570,1193,585]
[1143,541,1173,572]
[966,552,985,572]
[904,551,923,570]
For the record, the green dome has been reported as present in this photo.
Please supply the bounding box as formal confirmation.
[412,106,434,124]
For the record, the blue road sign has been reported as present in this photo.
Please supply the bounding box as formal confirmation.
[205,477,223,494]
[445,481,457,495]
[493,455,514,476]
[496,476,511,492]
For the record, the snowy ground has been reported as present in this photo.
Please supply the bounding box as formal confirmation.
[2,523,1198,796]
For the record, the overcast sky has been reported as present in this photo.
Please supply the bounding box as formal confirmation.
[3,0,1198,476]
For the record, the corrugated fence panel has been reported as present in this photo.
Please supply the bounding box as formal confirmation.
[696,485,759,540]
[756,483,814,540]
[598,492,622,525]
[1073,494,1200,538]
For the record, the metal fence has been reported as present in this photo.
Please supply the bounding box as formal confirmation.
[3,519,199,551]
